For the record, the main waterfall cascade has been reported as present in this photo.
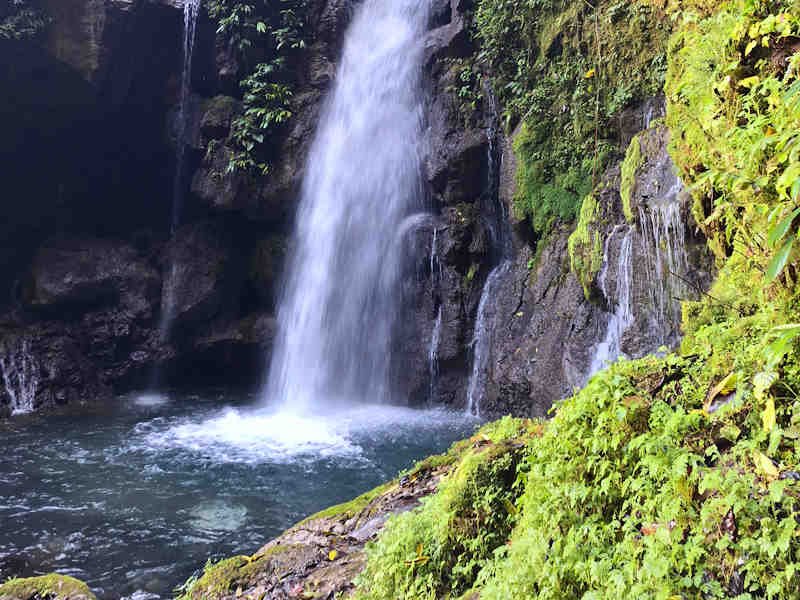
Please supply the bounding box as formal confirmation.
[264,0,431,412]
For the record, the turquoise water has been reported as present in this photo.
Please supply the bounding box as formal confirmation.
[0,392,478,598]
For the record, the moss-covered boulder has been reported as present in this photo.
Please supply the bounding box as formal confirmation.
[0,574,96,600]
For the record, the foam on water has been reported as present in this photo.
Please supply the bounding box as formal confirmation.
[130,404,476,466]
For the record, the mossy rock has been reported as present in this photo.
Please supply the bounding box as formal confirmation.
[0,574,96,600]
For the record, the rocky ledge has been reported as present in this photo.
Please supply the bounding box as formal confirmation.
[175,423,524,600]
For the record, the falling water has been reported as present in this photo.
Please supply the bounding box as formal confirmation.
[158,0,201,342]
[0,338,38,415]
[264,0,431,412]
[466,262,510,417]
[428,305,443,403]
[464,85,510,416]
[638,174,689,346]
[588,226,634,376]
[172,0,202,233]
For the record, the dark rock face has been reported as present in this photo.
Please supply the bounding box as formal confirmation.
[0,0,712,420]
[161,222,242,334]
[25,238,160,316]
[476,117,714,418]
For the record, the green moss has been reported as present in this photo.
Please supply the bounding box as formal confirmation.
[620,134,644,223]
[567,194,604,298]
[477,0,670,237]
[300,481,395,524]
[352,428,531,600]
[176,545,304,600]
[0,574,95,599]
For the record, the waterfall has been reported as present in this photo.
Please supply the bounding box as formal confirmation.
[466,262,510,417]
[172,0,201,233]
[159,0,201,342]
[638,174,689,347]
[0,339,38,415]
[588,226,634,376]
[264,0,431,412]
[464,85,510,417]
[428,305,443,403]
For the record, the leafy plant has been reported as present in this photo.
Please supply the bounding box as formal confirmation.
[205,0,309,174]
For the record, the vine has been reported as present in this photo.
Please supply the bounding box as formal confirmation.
[206,0,309,174]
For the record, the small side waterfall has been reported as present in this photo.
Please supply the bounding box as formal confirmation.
[466,262,510,416]
[638,175,690,346]
[172,0,202,233]
[0,339,38,415]
[587,168,691,377]
[159,0,201,342]
[464,86,511,417]
[264,0,431,412]
[428,305,443,403]
[588,226,634,376]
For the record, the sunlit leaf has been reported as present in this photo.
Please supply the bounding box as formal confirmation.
[766,239,793,281]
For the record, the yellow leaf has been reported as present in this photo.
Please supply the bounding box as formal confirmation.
[416,543,424,558]
[328,550,338,561]
[762,396,776,433]
[584,68,595,79]
[754,451,779,480]
[704,372,738,412]
[746,39,758,55]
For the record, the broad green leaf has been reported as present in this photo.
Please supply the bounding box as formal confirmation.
[766,239,793,281]
[767,207,800,247]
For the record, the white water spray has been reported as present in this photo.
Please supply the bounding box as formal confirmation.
[264,0,431,412]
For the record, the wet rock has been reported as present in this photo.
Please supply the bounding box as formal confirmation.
[24,237,159,317]
[161,222,243,333]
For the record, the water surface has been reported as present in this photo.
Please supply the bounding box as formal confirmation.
[0,392,478,598]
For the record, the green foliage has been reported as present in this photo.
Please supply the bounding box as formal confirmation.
[0,0,46,40]
[444,58,486,127]
[567,193,604,298]
[350,3,800,598]
[352,419,531,600]
[476,0,669,236]
[513,122,596,235]
[666,0,800,276]
[228,62,294,174]
[205,0,308,174]
[620,133,644,223]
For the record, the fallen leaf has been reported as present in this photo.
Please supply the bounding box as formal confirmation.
[704,372,738,412]
[754,450,780,481]
[762,396,777,433]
